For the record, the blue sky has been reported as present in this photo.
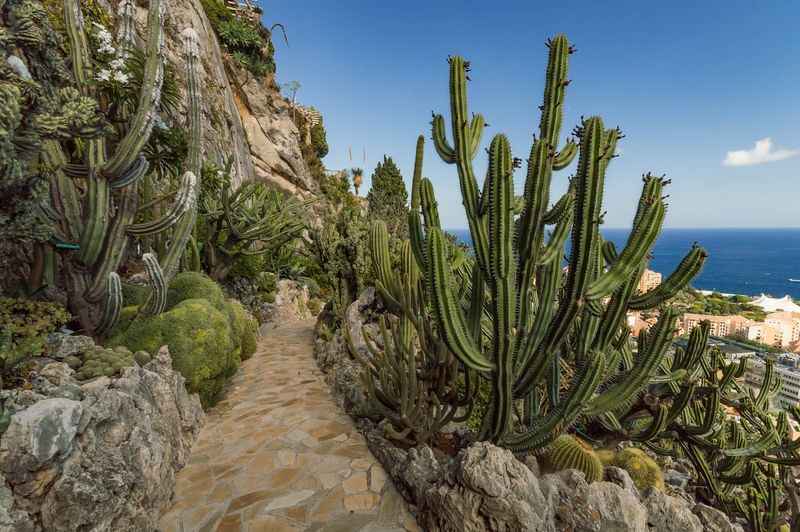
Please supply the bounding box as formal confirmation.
[264,1,799,229]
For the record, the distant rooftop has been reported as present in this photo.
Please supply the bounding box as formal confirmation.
[752,294,800,313]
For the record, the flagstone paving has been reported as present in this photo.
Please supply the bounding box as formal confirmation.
[159,320,419,532]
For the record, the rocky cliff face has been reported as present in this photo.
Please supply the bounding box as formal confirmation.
[134,0,316,196]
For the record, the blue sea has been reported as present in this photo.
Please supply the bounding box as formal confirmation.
[448,228,800,300]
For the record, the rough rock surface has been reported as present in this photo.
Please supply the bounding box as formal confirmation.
[0,346,203,531]
[260,280,315,327]
[314,289,383,416]
[313,292,744,532]
[131,0,314,196]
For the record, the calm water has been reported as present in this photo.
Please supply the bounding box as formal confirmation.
[448,228,800,299]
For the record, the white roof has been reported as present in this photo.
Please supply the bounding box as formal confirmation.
[751,294,800,313]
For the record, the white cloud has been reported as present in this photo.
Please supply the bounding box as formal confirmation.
[723,137,799,167]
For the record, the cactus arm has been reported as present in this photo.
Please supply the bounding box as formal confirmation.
[722,429,781,458]
[468,113,485,158]
[140,253,167,316]
[103,0,166,179]
[591,264,642,353]
[410,135,425,209]
[127,170,196,236]
[584,194,665,300]
[431,114,455,163]
[85,184,139,301]
[514,116,607,396]
[78,175,110,266]
[420,178,441,230]
[63,0,93,93]
[538,205,573,265]
[542,186,574,225]
[109,155,150,189]
[116,0,136,50]
[552,140,577,170]
[585,308,677,416]
[503,350,605,453]
[427,228,494,372]
[629,244,707,309]
[95,272,122,336]
[46,143,84,241]
[627,404,669,442]
[482,134,517,441]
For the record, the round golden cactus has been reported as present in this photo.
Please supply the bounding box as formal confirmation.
[612,447,664,491]
[545,434,604,483]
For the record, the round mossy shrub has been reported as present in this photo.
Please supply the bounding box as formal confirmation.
[612,447,664,491]
[121,282,150,307]
[108,298,240,407]
[74,346,135,381]
[165,272,225,311]
[133,350,151,366]
[544,434,604,483]
[225,299,258,360]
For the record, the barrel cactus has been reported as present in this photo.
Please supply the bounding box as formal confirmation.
[545,434,604,483]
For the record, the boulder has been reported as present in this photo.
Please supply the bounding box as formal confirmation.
[642,488,703,532]
[0,346,203,531]
[693,503,746,532]
[45,335,93,360]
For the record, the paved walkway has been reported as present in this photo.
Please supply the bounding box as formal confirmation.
[159,320,418,532]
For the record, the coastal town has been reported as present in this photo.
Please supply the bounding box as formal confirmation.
[629,269,800,410]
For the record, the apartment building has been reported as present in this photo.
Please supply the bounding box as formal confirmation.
[745,356,800,410]
[678,313,752,337]
[637,269,662,294]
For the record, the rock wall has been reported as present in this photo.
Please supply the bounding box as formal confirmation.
[138,0,315,194]
[0,347,203,532]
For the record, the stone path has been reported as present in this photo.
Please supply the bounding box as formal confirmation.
[159,320,418,532]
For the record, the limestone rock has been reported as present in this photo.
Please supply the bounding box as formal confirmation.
[642,488,703,532]
[693,503,745,532]
[45,335,93,360]
[0,346,203,531]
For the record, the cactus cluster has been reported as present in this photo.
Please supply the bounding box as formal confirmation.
[194,160,308,281]
[362,34,707,454]
[11,0,205,334]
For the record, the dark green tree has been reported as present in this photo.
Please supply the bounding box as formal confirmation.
[310,119,328,159]
[366,156,408,237]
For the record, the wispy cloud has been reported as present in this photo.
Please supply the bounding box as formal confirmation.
[723,138,799,167]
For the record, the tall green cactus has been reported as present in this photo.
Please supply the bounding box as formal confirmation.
[43,0,202,334]
[384,35,707,452]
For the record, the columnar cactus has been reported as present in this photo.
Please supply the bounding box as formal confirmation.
[365,34,707,454]
[44,0,202,334]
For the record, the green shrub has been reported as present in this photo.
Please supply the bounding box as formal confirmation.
[310,120,328,159]
[226,299,258,360]
[217,19,263,51]
[109,298,240,407]
[0,298,71,368]
[121,282,149,307]
[165,272,225,311]
[229,254,267,280]
[74,346,135,381]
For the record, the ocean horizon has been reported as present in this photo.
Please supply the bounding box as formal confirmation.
[447,228,800,300]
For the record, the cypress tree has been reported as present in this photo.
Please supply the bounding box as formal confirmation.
[366,156,409,238]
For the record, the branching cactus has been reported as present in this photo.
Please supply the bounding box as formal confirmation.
[45,0,202,334]
[351,216,476,445]
[373,34,708,453]
[612,320,798,531]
